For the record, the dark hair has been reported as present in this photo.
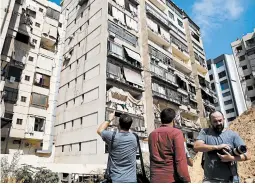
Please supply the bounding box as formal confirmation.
[119,114,133,131]
[209,110,224,120]
[160,108,176,124]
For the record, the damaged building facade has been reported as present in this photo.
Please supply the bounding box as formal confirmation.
[54,0,216,169]
[1,0,64,159]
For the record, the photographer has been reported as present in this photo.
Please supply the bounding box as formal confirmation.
[194,111,251,183]
[97,111,137,183]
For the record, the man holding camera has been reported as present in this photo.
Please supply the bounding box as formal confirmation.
[97,111,137,183]
[194,111,251,183]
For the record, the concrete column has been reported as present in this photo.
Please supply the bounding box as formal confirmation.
[139,0,154,134]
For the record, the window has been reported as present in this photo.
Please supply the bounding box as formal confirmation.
[79,142,81,151]
[35,22,40,27]
[80,117,83,125]
[46,8,60,21]
[242,65,248,70]
[211,83,215,91]
[247,86,253,91]
[39,8,43,12]
[7,66,22,82]
[31,93,48,108]
[34,73,50,89]
[250,97,255,102]
[192,32,200,42]
[177,19,183,28]
[216,61,224,68]
[220,80,229,90]
[239,55,245,61]
[15,32,29,44]
[168,11,174,20]
[226,108,235,114]
[58,22,62,28]
[209,75,213,81]
[3,87,18,103]
[16,119,23,125]
[62,145,64,152]
[71,120,74,127]
[224,99,232,105]
[207,65,211,70]
[245,75,251,80]
[28,56,34,61]
[21,96,26,102]
[34,117,45,132]
[25,75,30,81]
[236,45,242,52]
[64,123,66,129]
[16,0,24,4]
[227,117,236,122]
[222,91,231,97]
[218,71,226,79]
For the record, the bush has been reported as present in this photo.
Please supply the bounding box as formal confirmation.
[1,153,59,183]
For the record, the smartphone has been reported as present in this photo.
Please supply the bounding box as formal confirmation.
[115,111,122,117]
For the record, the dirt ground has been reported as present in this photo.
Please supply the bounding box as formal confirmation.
[189,107,255,183]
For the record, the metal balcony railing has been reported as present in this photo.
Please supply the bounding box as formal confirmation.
[152,89,181,104]
[150,63,176,85]
[108,41,141,70]
[145,4,170,29]
[148,45,174,68]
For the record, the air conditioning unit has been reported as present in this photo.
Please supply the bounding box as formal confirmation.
[24,142,30,147]
[140,127,146,132]
[10,76,15,83]
[109,32,115,39]
[68,35,74,40]
[64,54,71,61]
[135,127,141,131]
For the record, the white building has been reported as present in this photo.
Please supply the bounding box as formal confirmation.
[207,54,247,125]
[54,0,215,168]
[1,0,64,159]
[231,28,255,108]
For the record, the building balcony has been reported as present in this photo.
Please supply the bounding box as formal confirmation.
[145,4,170,29]
[246,38,255,50]
[148,0,167,11]
[203,99,215,110]
[189,93,196,101]
[195,60,208,74]
[147,28,171,48]
[39,47,55,58]
[152,90,181,105]
[106,71,144,96]
[107,41,142,71]
[172,55,192,73]
[148,45,174,68]
[150,63,178,87]
[171,36,189,61]
[41,23,58,48]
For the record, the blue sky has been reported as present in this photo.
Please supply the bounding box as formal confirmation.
[50,0,255,60]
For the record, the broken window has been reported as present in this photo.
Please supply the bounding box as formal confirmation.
[15,32,29,44]
[31,93,48,108]
[3,87,18,104]
[34,73,50,89]
[34,117,45,132]
[46,7,60,21]
[176,76,187,91]
[7,66,22,82]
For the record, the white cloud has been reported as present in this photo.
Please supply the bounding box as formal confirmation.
[192,0,244,40]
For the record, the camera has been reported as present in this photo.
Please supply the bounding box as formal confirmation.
[218,145,247,156]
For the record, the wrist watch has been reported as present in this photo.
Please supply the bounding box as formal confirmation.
[106,120,111,123]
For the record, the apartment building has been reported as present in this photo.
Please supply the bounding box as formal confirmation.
[207,54,247,125]
[54,0,215,167]
[1,0,64,159]
[231,28,255,108]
